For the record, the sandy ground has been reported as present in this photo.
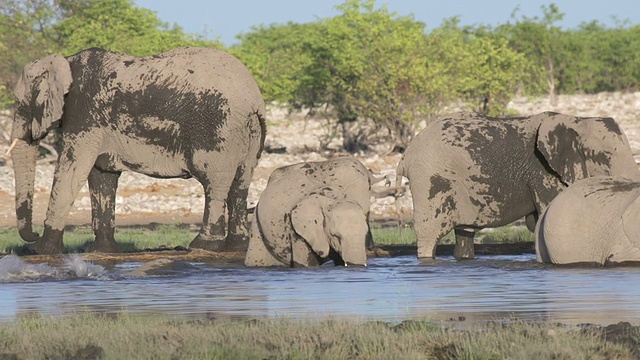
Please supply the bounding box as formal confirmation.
[0,91,638,230]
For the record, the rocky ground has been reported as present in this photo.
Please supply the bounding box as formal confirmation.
[0,91,638,229]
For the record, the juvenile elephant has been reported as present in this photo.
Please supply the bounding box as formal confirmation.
[244,157,374,267]
[10,47,266,254]
[536,176,640,265]
[396,111,639,259]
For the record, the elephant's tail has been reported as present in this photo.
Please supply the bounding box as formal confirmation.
[253,109,267,160]
[395,158,406,198]
[394,158,406,226]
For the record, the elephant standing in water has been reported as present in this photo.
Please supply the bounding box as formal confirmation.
[396,111,639,259]
[536,176,640,265]
[245,157,375,267]
[10,47,266,254]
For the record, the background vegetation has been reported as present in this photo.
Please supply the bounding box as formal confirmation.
[1,0,638,151]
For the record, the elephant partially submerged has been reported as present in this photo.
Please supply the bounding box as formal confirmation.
[245,157,376,267]
[10,47,266,254]
[536,176,640,265]
[396,111,639,259]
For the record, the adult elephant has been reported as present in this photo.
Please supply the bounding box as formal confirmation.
[536,176,640,265]
[244,157,375,267]
[396,111,639,259]
[10,47,266,254]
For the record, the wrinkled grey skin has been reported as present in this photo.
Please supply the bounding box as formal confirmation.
[245,157,373,267]
[536,176,640,265]
[396,111,640,259]
[11,47,266,254]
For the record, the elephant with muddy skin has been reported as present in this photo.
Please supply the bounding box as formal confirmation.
[245,157,377,267]
[10,47,266,254]
[396,111,640,260]
[536,176,640,265]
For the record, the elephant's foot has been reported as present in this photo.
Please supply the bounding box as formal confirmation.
[27,226,65,254]
[416,244,436,259]
[188,235,227,252]
[28,238,65,255]
[189,235,249,252]
[223,234,250,252]
[86,240,122,254]
[454,229,475,260]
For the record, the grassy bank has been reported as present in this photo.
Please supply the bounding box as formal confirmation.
[370,225,534,246]
[0,313,636,360]
[0,314,640,359]
[0,223,534,254]
[0,224,199,254]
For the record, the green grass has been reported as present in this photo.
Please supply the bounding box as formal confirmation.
[0,313,634,360]
[371,225,533,246]
[0,224,198,254]
[0,223,534,253]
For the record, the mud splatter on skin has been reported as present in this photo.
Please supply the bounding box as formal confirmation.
[438,116,542,223]
[428,175,452,200]
[584,178,640,197]
[11,47,266,253]
[402,110,638,258]
[248,157,372,267]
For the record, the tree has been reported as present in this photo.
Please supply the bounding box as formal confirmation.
[299,0,432,151]
[498,4,563,104]
[54,0,221,57]
[0,0,222,110]
[231,22,320,105]
[434,21,543,115]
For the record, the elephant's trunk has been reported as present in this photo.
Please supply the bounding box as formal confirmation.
[341,248,367,267]
[11,138,40,242]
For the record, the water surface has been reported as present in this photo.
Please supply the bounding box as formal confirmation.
[2,254,639,325]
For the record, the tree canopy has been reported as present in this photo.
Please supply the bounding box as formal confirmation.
[0,0,220,107]
[2,0,639,152]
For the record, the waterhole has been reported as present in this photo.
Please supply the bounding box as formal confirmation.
[1,255,639,325]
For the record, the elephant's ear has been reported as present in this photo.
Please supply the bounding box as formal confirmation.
[536,112,588,184]
[291,194,331,258]
[622,193,640,246]
[22,55,72,141]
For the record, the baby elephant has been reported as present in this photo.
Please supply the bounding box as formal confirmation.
[536,176,640,265]
[245,157,374,267]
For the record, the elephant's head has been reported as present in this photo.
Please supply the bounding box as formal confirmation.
[536,112,639,185]
[10,55,72,242]
[291,194,368,266]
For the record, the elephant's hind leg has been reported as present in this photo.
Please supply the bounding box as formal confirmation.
[453,228,475,260]
[188,160,236,252]
[87,167,122,253]
[225,163,253,251]
[411,179,457,259]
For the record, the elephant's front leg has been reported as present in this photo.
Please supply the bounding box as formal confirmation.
[33,139,100,254]
[244,215,286,267]
[87,166,122,253]
[453,228,475,260]
[292,237,320,267]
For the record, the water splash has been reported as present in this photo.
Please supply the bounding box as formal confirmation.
[0,254,105,282]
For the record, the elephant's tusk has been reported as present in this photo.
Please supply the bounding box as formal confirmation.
[6,139,18,156]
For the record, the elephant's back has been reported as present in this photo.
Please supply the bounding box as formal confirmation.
[541,176,637,264]
[70,47,263,108]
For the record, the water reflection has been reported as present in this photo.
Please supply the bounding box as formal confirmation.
[2,254,640,325]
